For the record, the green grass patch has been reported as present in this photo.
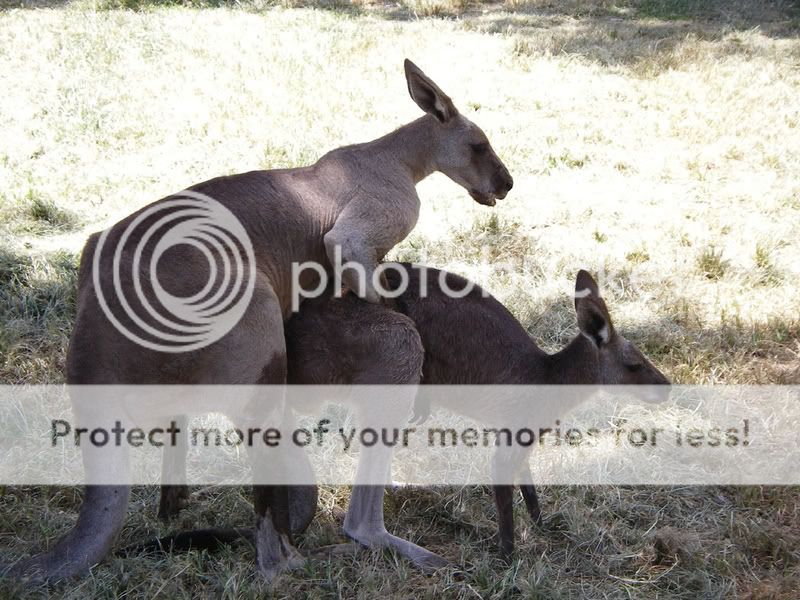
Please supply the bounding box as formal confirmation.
[696,246,728,280]
[0,246,79,383]
[625,247,650,264]
[753,243,782,285]
[24,193,79,233]
[546,151,589,170]
[636,0,706,20]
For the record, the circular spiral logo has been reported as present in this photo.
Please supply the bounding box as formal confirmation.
[92,190,256,353]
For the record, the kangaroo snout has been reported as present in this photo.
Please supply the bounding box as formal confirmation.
[637,369,671,403]
[493,170,513,199]
[641,382,672,404]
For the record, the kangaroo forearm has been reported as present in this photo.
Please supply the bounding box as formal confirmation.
[324,228,386,304]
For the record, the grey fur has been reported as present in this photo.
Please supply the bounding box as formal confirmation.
[2,60,511,582]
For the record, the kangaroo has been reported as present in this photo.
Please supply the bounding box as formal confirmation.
[3,61,512,582]
[153,265,669,563]
[282,265,670,558]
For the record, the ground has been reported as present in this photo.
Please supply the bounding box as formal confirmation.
[0,0,799,597]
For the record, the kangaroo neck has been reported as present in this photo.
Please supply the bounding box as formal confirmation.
[368,114,440,184]
[540,335,601,385]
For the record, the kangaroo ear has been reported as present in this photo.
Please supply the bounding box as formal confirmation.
[575,269,600,302]
[575,270,614,347]
[404,59,458,124]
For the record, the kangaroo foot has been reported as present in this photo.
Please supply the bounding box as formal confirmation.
[158,485,190,520]
[307,542,361,559]
[254,514,305,581]
[344,527,449,572]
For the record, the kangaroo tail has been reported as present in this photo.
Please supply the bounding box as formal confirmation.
[118,527,254,556]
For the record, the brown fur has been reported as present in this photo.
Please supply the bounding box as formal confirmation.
[284,264,670,557]
[5,60,512,582]
[150,265,668,564]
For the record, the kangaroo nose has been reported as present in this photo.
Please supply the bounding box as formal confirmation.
[493,171,513,199]
[647,384,672,404]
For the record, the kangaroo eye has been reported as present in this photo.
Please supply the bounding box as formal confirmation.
[470,143,489,154]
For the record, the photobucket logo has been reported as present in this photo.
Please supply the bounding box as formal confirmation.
[291,245,487,311]
[92,191,256,353]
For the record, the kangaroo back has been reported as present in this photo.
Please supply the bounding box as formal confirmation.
[386,264,543,384]
[286,263,669,388]
[285,263,542,385]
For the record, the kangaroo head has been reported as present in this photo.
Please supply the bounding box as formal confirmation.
[574,270,671,394]
[404,59,513,207]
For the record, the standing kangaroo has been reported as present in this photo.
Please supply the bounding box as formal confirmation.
[281,265,670,558]
[4,61,512,582]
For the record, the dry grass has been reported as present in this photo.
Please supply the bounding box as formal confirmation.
[0,0,799,597]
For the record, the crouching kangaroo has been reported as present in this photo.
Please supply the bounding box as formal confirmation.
[2,60,512,582]
[155,265,669,562]
[284,265,670,558]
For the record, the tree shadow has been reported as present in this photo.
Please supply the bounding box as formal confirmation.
[0,0,366,12]
[454,3,799,77]
[407,0,800,35]
[370,1,800,75]
[4,0,798,59]
[0,245,77,384]
[1,0,70,8]
[516,286,800,385]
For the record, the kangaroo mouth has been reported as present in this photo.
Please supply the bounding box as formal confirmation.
[469,189,497,206]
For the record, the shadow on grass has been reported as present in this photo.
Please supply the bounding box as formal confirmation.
[3,0,795,81]
[0,0,366,12]
[517,289,800,385]
[495,0,800,29]
[0,0,69,8]
[3,0,798,29]
[0,238,797,386]
[0,245,797,594]
[0,245,78,384]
